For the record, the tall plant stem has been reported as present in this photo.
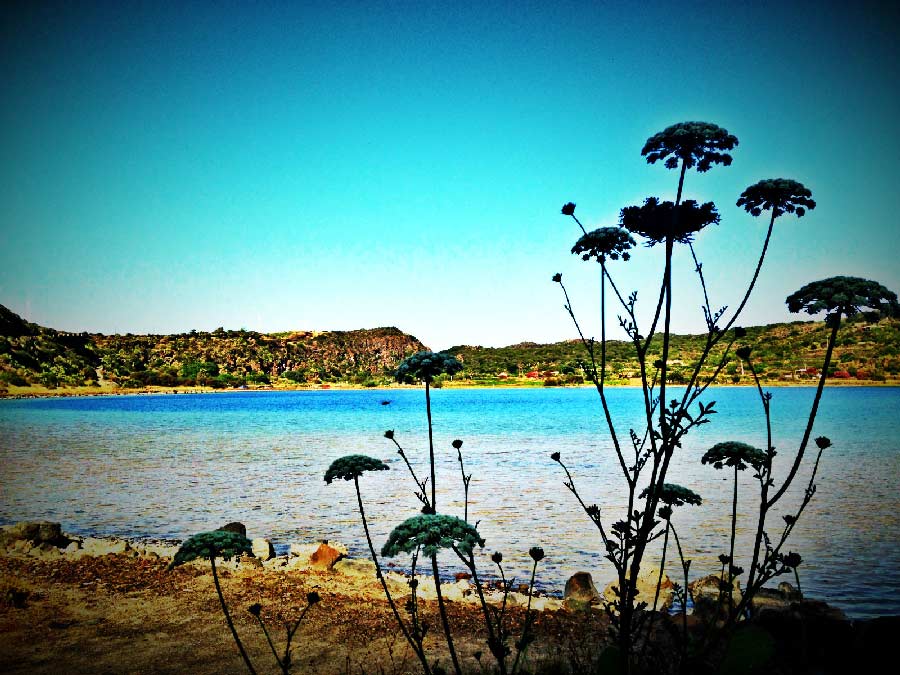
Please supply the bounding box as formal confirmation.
[721,210,777,335]
[744,361,773,603]
[767,315,841,508]
[511,561,539,675]
[210,556,258,675]
[432,554,462,675]
[354,477,432,675]
[426,381,436,511]
[727,465,739,608]
[670,523,690,649]
[642,520,671,650]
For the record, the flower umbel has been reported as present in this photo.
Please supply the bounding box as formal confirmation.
[571,227,635,263]
[324,455,389,484]
[395,351,463,383]
[620,197,720,246]
[381,514,485,558]
[168,530,253,569]
[701,441,767,472]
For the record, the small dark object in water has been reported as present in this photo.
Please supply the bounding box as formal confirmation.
[380,400,391,405]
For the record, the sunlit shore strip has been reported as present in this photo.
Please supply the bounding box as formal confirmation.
[2,378,898,399]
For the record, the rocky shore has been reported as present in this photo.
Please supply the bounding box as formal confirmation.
[1,521,895,674]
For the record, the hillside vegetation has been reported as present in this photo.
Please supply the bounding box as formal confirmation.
[445,316,900,386]
[0,304,425,390]
[1,303,898,392]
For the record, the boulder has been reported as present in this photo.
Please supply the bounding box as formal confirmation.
[600,566,675,613]
[689,573,742,620]
[309,542,345,570]
[218,522,247,537]
[80,537,132,557]
[289,542,321,561]
[0,521,69,547]
[564,572,601,611]
[251,538,275,561]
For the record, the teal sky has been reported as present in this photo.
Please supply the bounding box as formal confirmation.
[2,1,898,349]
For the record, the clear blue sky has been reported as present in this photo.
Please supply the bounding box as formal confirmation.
[2,1,898,349]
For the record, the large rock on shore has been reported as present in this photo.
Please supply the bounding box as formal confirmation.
[309,541,346,570]
[600,566,675,612]
[0,521,70,548]
[564,571,601,611]
[252,538,275,561]
[689,572,742,620]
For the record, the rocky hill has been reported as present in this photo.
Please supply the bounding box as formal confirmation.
[0,304,426,389]
[1,303,898,391]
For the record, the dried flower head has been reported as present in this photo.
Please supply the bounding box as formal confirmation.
[787,277,899,320]
[307,591,321,605]
[701,441,767,472]
[641,121,738,172]
[381,514,485,558]
[780,551,802,568]
[324,455,389,484]
[814,436,832,450]
[571,227,635,263]
[734,326,747,338]
[451,439,463,450]
[552,272,562,283]
[550,451,561,462]
[248,603,262,616]
[529,547,545,562]
[168,530,253,569]
[396,351,463,383]
[491,551,503,564]
[561,202,576,216]
[735,346,752,360]
[640,483,703,507]
[737,178,816,218]
[384,429,394,440]
[620,197,720,246]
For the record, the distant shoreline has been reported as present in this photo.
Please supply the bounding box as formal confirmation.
[3,378,898,400]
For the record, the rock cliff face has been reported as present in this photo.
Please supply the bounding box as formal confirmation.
[0,303,426,388]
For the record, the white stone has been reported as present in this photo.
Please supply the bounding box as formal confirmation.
[251,538,275,561]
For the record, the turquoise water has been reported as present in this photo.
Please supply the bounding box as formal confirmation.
[1,387,898,618]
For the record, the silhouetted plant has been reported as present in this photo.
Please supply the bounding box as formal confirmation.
[169,531,257,674]
[382,381,546,675]
[720,276,900,633]
[324,454,433,675]
[638,484,702,656]
[248,592,320,674]
[382,514,485,675]
[551,121,899,671]
[396,351,463,511]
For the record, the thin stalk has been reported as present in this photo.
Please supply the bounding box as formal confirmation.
[252,615,284,673]
[767,314,841,508]
[511,560,539,675]
[670,523,690,647]
[425,381,436,511]
[283,603,313,673]
[642,519,671,652]
[210,556,258,675]
[727,465,739,608]
[354,477,431,675]
[432,554,462,675]
[744,359,773,604]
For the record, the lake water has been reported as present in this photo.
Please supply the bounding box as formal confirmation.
[1,387,898,618]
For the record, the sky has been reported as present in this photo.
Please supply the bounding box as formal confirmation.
[1,0,898,350]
